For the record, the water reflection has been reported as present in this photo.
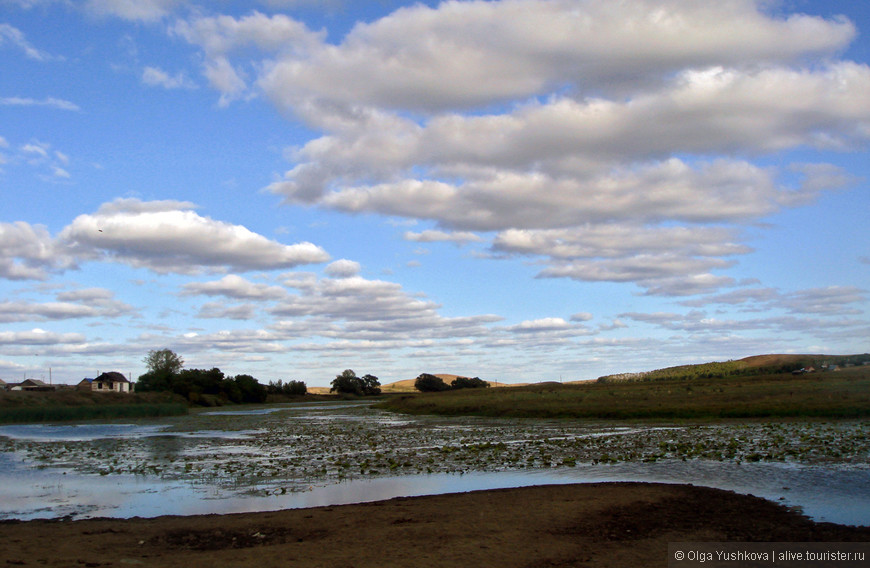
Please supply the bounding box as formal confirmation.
[1,402,867,526]
[0,423,170,442]
[1,451,867,525]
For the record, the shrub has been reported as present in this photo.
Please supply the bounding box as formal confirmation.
[415,373,450,392]
[451,376,489,390]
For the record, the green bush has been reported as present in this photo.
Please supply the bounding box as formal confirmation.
[415,373,450,392]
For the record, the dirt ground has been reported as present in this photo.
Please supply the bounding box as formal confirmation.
[2,482,868,567]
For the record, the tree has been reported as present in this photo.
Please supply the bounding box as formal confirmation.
[331,369,363,395]
[268,380,308,396]
[361,374,381,396]
[137,349,185,393]
[415,373,450,392]
[451,376,489,390]
[144,349,184,375]
[331,370,381,396]
[231,374,268,404]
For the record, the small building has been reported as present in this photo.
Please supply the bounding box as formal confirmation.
[6,378,53,391]
[77,371,132,393]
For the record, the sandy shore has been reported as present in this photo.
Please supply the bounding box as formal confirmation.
[2,482,868,567]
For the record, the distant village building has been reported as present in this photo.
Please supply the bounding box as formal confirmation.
[77,371,132,393]
[5,378,54,391]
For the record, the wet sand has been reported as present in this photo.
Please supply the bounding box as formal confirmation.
[2,482,868,567]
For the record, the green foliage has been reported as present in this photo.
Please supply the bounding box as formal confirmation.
[597,354,870,384]
[380,366,870,420]
[268,379,308,396]
[136,361,269,405]
[230,374,268,404]
[416,374,489,391]
[0,390,188,423]
[0,402,188,423]
[451,376,489,390]
[415,373,450,392]
[331,370,381,396]
[143,349,184,375]
[361,374,382,396]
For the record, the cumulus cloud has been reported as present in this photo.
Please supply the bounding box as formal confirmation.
[59,198,331,274]
[0,221,75,280]
[257,0,855,113]
[271,272,502,341]
[181,274,288,300]
[324,259,361,278]
[175,1,869,297]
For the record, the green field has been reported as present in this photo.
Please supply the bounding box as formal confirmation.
[0,389,188,423]
[377,365,870,420]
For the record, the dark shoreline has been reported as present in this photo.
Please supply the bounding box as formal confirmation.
[2,482,868,567]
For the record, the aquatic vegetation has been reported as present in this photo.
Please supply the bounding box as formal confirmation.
[0,402,867,498]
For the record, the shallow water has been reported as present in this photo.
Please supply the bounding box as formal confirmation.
[0,401,867,524]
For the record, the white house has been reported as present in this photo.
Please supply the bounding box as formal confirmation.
[77,371,132,393]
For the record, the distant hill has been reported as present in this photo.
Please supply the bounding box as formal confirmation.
[597,353,870,383]
[381,374,532,392]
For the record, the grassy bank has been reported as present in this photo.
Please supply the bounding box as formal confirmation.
[0,389,188,423]
[377,366,870,420]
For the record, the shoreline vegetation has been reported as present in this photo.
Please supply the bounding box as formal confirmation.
[0,390,188,423]
[377,361,870,421]
[2,353,868,423]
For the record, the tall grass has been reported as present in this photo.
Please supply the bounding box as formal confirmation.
[377,366,870,420]
[0,402,188,423]
[0,389,188,423]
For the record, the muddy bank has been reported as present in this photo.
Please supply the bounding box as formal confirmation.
[2,482,868,567]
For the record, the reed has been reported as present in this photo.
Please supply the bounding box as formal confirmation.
[0,389,188,423]
[0,402,188,423]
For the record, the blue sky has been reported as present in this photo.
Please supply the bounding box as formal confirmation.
[1,0,868,387]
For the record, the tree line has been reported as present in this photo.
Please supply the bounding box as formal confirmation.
[135,349,307,405]
[414,373,490,392]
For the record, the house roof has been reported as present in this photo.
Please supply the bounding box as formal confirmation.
[94,371,130,383]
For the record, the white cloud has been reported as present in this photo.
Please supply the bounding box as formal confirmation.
[141,66,197,90]
[490,224,750,294]
[181,274,288,300]
[507,318,573,332]
[258,0,855,113]
[0,329,86,345]
[196,301,258,320]
[0,288,134,323]
[271,272,502,341]
[7,139,75,181]
[171,11,325,104]
[58,198,331,274]
[0,97,80,111]
[166,1,868,298]
[683,285,867,316]
[84,0,182,22]
[324,259,361,278]
[0,23,58,61]
[404,230,483,245]
[0,221,75,280]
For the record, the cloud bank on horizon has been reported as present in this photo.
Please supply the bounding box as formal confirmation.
[1,0,868,385]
